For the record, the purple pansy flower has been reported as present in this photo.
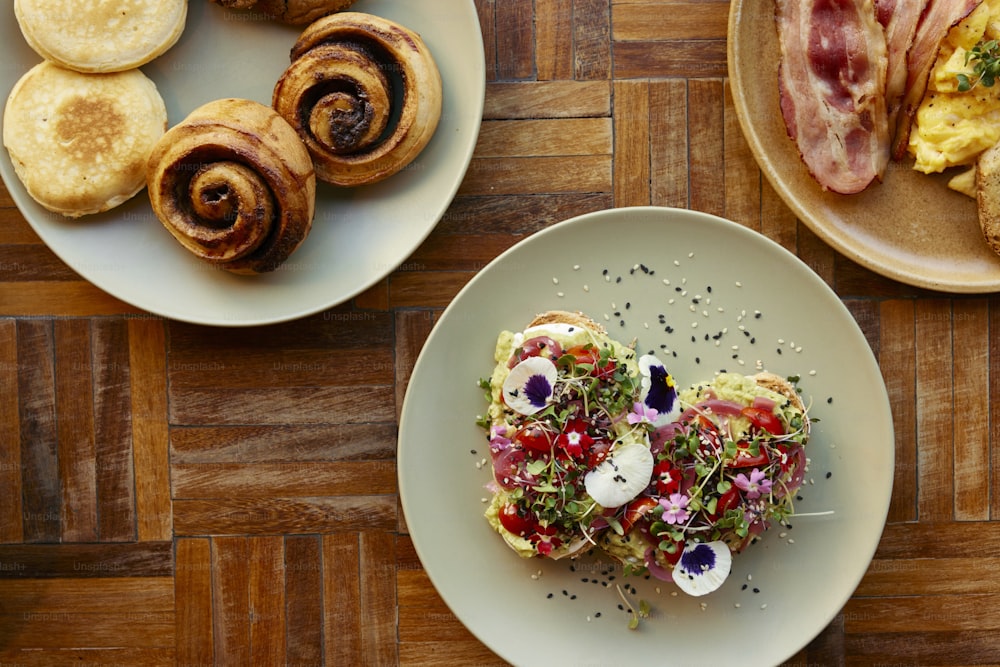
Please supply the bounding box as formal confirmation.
[638,354,680,424]
[671,540,732,596]
[502,356,557,415]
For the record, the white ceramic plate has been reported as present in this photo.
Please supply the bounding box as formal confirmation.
[728,0,1000,292]
[0,0,484,326]
[399,207,894,666]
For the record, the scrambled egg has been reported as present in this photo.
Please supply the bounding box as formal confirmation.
[910,0,1000,176]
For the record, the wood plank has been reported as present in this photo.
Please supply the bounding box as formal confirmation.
[92,319,136,541]
[650,78,689,208]
[495,0,534,79]
[395,309,437,423]
[845,630,1000,664]
[0,319,23,544]
[688,78,726,217]
[175,538,214,667]
[323,533,362,664]
[170,424,397,464]
[458,156,613,196]
[613,79,651,206]
[0,281,142,316]
[168,385,396,425]
[212,536,251,665]
[574,0,612,79]
[844,594,1000,633]
[613,40,728,79]
[879,299,916,525]
[723,79,763,232]
[0,611,174,649]
[54,319,98,542]
[0,648,174,666]
[484,81,611,119]
[361,532,398,665]
[437,194,612,234]
[249,537,287,665]
[172,496,397,535]
[0,577,173,612]
[915,299,955,521]
[475,0,498,82]
[284,536,324,666]
[993,296,1000,520]
[952,299,990,521]
[536,0,573,80]
[475,119,613,157]
[857,557,1000,597]
[129,318,172,541]
[389,272,476,309]
[17,319,59,543]
[0,542,173,578]
[760,180,798,256]
[168,346,394,389]
[612,2,729,40]
[171,461,398,499]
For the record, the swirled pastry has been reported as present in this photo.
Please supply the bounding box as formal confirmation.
[210,0,357,25]
[272,12,443,187]
[2,62,167,218]
[14,0,187,73]
[146,98,316,275]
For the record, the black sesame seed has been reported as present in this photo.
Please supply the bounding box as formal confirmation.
[547,593,554,599]
[616,276,622,283]
[826,471,833,479]
[827,396,834,404]
[595,612,602,618]
[753,587,760,594]
[742,584,748,590]
[625,302,631,309]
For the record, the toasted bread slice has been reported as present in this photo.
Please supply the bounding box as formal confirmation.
[976,142,1000,256]
[527,310,607,334]
[3,62,167,218]
[14,0,186,73]
[752,371,805,413]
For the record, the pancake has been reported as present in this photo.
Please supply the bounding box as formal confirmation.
[3,61,168,218]
[14,0,187,73]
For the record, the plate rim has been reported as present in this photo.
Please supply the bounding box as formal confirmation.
[398,205,895,665]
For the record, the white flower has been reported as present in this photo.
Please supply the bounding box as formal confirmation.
[502,356,557,415]
[583,442,654,508]
[671,541,732,596]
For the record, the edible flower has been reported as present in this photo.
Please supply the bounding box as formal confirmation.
[627,401,658,426]
[734,468,772,500]
[638,354,680,424]
[671,541,732,596]
[659,492,691,525]
[557,419,593,459]
[502,356,557,415]
[583,442,654,508]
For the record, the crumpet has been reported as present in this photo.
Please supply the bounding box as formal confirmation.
[14,0,187,73]
[3,61,168,218]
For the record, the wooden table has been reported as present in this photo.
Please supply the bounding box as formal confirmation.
[1,1,997,665]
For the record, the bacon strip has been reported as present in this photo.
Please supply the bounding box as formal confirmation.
[876,0,928,135]
[775,0,890,194]
[890,0,982,160]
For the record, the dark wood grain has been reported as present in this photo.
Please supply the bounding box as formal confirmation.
[1,0,999,664]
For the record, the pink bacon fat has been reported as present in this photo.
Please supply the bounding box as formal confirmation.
[890,0,982,160]
[775,0,890,194]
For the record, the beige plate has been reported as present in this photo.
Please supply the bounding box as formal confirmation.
[728,0,1000,293]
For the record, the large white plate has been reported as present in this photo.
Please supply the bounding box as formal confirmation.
[399,207,894,666]
[0,0,484,326]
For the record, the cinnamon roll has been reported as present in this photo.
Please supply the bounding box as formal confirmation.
[272,12,443,187]
[146,98,316,274]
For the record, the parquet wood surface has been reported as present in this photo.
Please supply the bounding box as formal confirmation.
[3,1,1000,665]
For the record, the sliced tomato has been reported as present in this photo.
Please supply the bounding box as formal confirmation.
[620,497,660,534]
[584,438,612,468]
[709,486,741,520]
[730,440,769,468]
[741,406,785,436]
[497,503,537,537]
[565,344,616,377]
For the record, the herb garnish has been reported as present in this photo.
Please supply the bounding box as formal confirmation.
[957,39,1000,91]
